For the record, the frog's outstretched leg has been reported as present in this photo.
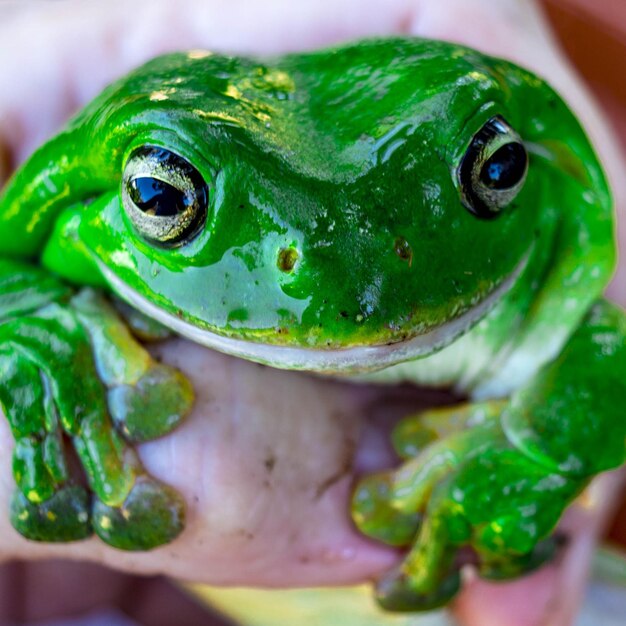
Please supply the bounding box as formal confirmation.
[353,299,626,611]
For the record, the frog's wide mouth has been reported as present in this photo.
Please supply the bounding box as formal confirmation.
[98,252,528,374]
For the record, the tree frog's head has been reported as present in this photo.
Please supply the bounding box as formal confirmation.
[1,40,609,372]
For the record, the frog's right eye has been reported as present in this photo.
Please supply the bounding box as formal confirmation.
[457,116,528,219]
[122,146,208,246]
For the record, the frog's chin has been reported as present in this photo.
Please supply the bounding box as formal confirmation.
[99,254,527,374]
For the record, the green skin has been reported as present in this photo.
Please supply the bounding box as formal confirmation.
[0,38,625,610]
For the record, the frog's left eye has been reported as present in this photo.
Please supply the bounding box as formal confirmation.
[457,116,528,219]
[122,146,208,246]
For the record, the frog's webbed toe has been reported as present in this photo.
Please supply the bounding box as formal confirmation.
[111,297,173,342]
[351,402,500,545]
[391,400,506,460]
[93,475,185,551]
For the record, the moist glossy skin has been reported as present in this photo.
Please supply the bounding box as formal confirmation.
[0,41,551,350]
[0,38,625,611]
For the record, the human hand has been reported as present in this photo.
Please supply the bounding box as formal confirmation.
[0,2,623,625]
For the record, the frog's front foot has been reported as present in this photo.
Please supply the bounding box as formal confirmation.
[352,402,582,611]
[0,270,192,549]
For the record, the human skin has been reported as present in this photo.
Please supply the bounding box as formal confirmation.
[0,1,623,625]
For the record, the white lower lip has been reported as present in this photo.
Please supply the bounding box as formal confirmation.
[99,256,527,373]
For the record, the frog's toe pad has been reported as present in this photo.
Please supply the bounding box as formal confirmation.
[351,473,422,546]
[375,565,461,612]
[10,485,92,543]
[92,476,185,551]
[108,364,194,443]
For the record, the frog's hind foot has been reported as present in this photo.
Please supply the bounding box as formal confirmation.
[10,485,91,543]
[93,475,185,551]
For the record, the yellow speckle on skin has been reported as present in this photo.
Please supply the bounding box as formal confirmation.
[27,490,42,504]
[192,109,242,127]
[149,87,177,102]
[468,70,488,82]
[187,50,213,60]
[18,511,29,522]
[224,84,243,100]
[149,91,170,102]
[121,508,131,521]
[109,250,136,272]
[46,511,57,522]
[99,516,112,530]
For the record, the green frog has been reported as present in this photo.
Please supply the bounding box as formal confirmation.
[0,38,624,611]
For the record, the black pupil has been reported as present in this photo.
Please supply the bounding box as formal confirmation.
[129,177,190,217]
[480,142,527,190]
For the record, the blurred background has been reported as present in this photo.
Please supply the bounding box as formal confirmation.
[0,0,625,624]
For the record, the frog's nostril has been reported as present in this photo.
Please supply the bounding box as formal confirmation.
[394,237,413,266]
[277,247,299,273]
